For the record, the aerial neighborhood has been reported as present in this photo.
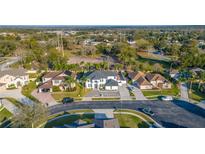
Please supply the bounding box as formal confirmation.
[0,26,205,128]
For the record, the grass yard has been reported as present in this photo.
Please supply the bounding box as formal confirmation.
[0,107,12,124]
[51,85,91,101]
[114,109,155,124]
[142,84,180,99]
[44,113,95,128]
[188,83,205,102]
[114,114,149,128]
[21,81,38,101]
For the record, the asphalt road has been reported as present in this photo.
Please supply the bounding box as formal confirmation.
[0,57,21,71]
[48,100,205,128]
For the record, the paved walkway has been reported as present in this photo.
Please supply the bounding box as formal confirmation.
[31,89,58,106]
[180,83,189,101]
[93,109,114,119]
[119,85,131,100]
[1,99,19,114]
[0,89,33,105]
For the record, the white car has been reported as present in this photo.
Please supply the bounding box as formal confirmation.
[161,96,173,101]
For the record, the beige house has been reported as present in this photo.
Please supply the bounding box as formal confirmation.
[0,69,29,89]
[128,71,171,90]
[38,71,75,92]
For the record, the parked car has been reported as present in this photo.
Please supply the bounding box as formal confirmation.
[62,97,74,104]
[161,96,173,101]
[142,107,154,116]
[128,85,135,92]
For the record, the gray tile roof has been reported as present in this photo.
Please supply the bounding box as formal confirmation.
[105,79,118,87]
[0,69,27,78]
[87,70,118,80]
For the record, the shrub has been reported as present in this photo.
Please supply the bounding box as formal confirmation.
[52,86,61,92]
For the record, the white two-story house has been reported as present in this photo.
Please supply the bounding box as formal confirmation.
[0,69,29,89]
[85,71,126,91]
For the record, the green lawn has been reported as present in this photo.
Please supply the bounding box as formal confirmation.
[114,114,149,128]
[0,107,12,124]
[21,81,38,101]
[188,83,205,102]
[142,84,180,99]
[45,113,95,128]
[115,109,155,124]
[51,85,91,101]
[137,53,171,69]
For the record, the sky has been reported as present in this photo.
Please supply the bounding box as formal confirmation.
[0,0,205,25]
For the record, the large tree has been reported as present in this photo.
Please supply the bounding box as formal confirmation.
[12,103,48,128]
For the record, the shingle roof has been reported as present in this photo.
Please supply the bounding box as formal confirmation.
[145,73,165,82]
[43,71,62,78]
[0,69,27,78]
[128,71,144,80]
[137,77,152,86]
[87,71,118,80]
[95,118,120,128]
[105,79,118,87]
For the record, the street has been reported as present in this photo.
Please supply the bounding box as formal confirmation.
[49,100,205,128]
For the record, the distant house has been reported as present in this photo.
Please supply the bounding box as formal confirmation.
[169,69,179,78]
[190,68,205,76]
[85,71,126,91]
[128,71,171,90]
[38,71,75,92]
[0,69,29,89]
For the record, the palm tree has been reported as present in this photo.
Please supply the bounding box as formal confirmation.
[65,76,76,91]
[198,72,205,89]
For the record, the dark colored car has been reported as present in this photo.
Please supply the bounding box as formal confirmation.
[62,97,74,104]
[142,107,155,116]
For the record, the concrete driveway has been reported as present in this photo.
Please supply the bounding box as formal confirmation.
[31,89,58,106]
[129,84,147,100]
[180,83,189,101]
[0,89,33,105]
[118,85,131,100]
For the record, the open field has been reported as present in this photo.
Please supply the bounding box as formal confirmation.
[137,52,172,69]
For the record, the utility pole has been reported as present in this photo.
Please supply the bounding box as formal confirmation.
[57,31,64,57]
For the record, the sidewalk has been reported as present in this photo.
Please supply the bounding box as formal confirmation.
[1,99,19,114]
